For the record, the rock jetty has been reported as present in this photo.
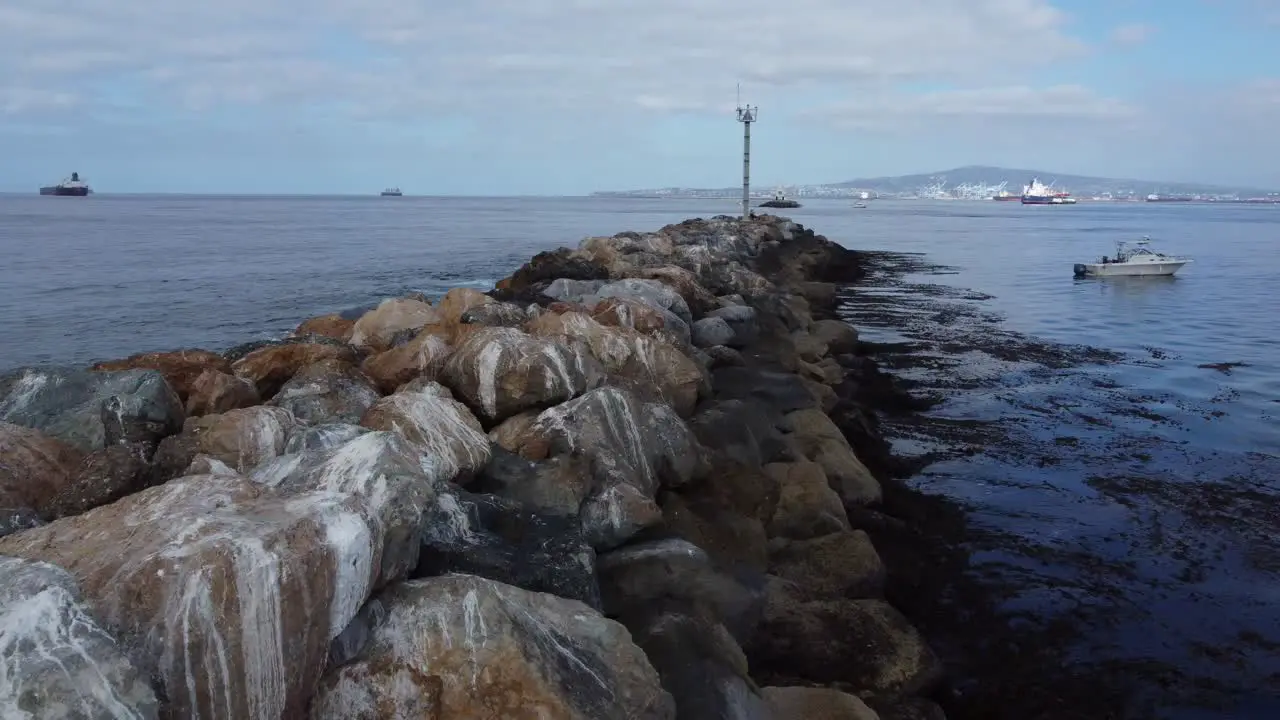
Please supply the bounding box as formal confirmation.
[0,215,946,719]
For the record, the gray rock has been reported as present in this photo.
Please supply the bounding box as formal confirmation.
[707,305,759,346]
[544,278,607,302]
[283,422,369,454]
[595,278,693,324]
[461,301,528,327]
[598,538,765,645]
[712,367,817,415]
[473,445,594,517]
[628,611,772,720]
[416,488,601,608]
[0,555,159,718]
[0,507,42,538]
[692,317,736,348]
[0,367,184,452]
[525,387,705,549]
[705,345,746,369]
[268,361,380,425]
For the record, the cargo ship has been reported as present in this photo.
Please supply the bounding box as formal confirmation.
[380,187,403,197]
[1145,194,1193,202]
[991,189,1020,201]
[39,172,91,196]
[1021,177,1076,204]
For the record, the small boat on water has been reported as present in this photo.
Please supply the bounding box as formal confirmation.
[852,202,868,209]
[380,187,403,197]
[759,189,801,209]
[1073,237,1191,278]
[39,172,91,196]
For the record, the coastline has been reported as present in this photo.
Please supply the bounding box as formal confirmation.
[0,215,953,718]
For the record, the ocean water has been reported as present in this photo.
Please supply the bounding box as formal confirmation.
[2,193,1277,714]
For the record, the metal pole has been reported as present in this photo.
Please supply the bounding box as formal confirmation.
[742,118,751,220]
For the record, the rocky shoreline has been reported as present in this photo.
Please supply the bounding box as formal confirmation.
[1,215,949,719]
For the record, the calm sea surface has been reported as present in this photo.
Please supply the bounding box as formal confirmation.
[2,193,1277,715]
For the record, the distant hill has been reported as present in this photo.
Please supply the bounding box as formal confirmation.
[596,165,1277,199]
[832,165,1274,197]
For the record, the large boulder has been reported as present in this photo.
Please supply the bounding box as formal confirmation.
[763,686,880,720]
[91,349,230,403]
[312,575,675,720]
[0,367,184,452]
[359,381,491,481]
[185,368,260,416]
[185,405,296,473]
[293,313,356,342]
[505,387,704,549]
[268,359,381,425]
[0,421,84,523]
[440,326,603,424]
[0,431,434,718]
[764,460,850,541]
[0,556,159,718]
[748,582,942,699]
[230,339,359,399]
[785,409,882,506]
[359,330,453,394]
[349,297,441,351]
[527,311,706,417]
[416,488,600,608]
[768,530,886,601]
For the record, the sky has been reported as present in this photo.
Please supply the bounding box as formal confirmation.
[2,0,1279,195]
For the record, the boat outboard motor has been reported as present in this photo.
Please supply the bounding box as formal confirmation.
[1073,263,1088,277]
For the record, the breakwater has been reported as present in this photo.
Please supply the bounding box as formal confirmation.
[0,215,949,719]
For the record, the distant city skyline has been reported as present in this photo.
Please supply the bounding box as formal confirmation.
[2,1,1279,195]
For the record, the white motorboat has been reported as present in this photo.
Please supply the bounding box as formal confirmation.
[1073,237,1191,278]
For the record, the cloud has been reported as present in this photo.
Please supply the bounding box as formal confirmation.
[1109,23,1154,46]
[808,84,1139,131]
[0,0,1089,121]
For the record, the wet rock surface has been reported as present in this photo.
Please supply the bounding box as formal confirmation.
[0,216,971,719]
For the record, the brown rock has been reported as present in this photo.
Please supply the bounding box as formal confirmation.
[360,330,453,394]
[810,319,859,355]
[188,405,295,472]
[662,493,769,573]
[548,300,593,315]
[45,442,152,520]
[763,686,880,720]
[350,297,441,351]
[592,297,669,335]
[785,409,882,506]
[791,330,830,363]
[0,422,84,518]
[91,349,230,402]
[185,369,260,416]
[231,341,357,398]
[764,460,850,540]
[488,410,543,457]
[749,588,942,698]
[801,376,839,413]
[294,313,355,342]
[436,287,495,324]
[311,575,675,720]
[440,326,603,423]
[768,530,886,601]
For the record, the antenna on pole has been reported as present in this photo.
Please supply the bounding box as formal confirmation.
[736,85,757,221]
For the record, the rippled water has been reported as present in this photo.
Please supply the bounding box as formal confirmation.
[3,193,1277,714]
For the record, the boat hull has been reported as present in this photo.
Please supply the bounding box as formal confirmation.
[39,186,90,196]
[1074,261,1189,278]
[759,200,801,208]
[1022,195,1075,205]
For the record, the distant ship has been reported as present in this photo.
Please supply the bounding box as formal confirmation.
[991,189,1020,201]
[1021,177,1076,205]
[1145,194,1193,203]
[39,172,91,196]
[380,187,403,197]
